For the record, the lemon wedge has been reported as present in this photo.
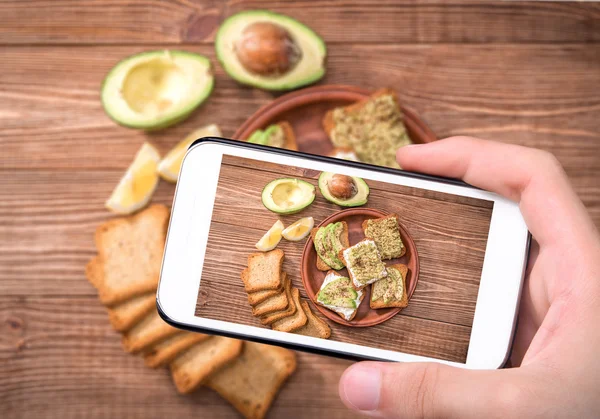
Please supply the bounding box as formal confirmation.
[106,142,160,215]
[256,220,285,251]
[282,217,314,241]
[157,124,222,182]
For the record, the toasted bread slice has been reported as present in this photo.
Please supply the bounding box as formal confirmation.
[362,214,406,260]
[271,288,307,333]
[242,249,284,293]
[206,342,296,419]
[311,221,350,272]
[339,239,387,290]
[144,332,210,369]
[107,292,156,332]
[323,88,410,168]
[371,264,410,309]
[93,204,169,305]
[278,121,298,151]
[121,309,180,354]
[323,88,399,136]
[259,281,296,325]
[294,300,332,339]
[85,256,102,288]
[251,273,290,317]
[248,285,283,307]
[170,336,243,394]
[315,270,365,321]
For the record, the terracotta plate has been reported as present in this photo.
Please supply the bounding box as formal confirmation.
[301,208,420,327]
[233,84,437,157]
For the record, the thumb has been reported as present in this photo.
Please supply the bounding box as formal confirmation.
[339,361,518,418]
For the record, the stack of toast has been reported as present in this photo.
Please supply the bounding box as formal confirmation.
[241,249,332,339]
[86,204,297,419]
[312,214,410,321]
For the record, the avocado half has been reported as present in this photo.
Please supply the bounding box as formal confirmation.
[262,178,315,214]
[215,10,326,91]
[101,50,214,130]
[318,172,369,207]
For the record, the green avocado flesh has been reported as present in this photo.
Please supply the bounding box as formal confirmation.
[261,178,315,214]
[215,10,326,91]
[247,124,285,147]
[372,267,404,303]
[314,222,344,270]
[318,172,369,207]
[317,277,357,308]
[101,50,214,130]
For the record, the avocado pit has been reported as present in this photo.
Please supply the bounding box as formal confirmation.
[328,174,358,200]
[234,21,302,76]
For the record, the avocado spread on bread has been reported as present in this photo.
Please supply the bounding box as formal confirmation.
[314,222,345,270]
[372,266,403,303]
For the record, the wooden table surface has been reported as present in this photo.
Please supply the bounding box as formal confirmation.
[1,1,599,418]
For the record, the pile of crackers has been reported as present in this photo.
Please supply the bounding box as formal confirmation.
[86,204,296,419]
[241,249,331,338]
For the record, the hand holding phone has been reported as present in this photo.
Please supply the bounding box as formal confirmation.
[339,137,600,418]
[159,137,529,369]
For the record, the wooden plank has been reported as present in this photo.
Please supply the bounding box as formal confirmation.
[1,44,599,178]
[0,296,357,418]
[0,1,598,44]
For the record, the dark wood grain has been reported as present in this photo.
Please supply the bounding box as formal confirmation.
[195,157,492,362]
[0,1,598,44]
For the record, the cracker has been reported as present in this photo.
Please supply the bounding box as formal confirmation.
[144,332,210,368]
[271,288,307,333]
[170,336,243,394]
[121,309,179,354]
[294,300,331,339]
[206,342,297,419]
[370,264,410,309]
[107,292,156,332]
[241,249,284,293]
[93,204,169,305]
[260,283,296,325]
[251,273,289,317]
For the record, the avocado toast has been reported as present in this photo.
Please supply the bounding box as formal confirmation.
[316,271,365,321]
[247,121,298,150]
[362,214,406,260]
[371,264,409,309]
[339,239,387,290]
[311,221,349,271]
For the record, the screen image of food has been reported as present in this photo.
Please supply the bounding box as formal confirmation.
[196,154,493,363]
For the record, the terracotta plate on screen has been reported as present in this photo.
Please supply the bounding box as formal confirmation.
[301,208,420,327]
[233,85,437,157]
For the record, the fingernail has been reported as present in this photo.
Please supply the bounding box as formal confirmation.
[341,363,381,412]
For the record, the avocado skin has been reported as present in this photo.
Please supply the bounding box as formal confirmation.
[261,178,315,215]
[318,172,370,207]
[101,50,214,131]
[215,10,326,91]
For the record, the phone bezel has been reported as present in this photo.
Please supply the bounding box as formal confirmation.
[157,137,530,369]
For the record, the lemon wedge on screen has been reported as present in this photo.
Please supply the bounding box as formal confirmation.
[282,217,314,241]
[105,142,160,215]
[157,124,222,182]
[256,220,285,251]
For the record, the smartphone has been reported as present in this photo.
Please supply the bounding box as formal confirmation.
[158,138,530,369]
